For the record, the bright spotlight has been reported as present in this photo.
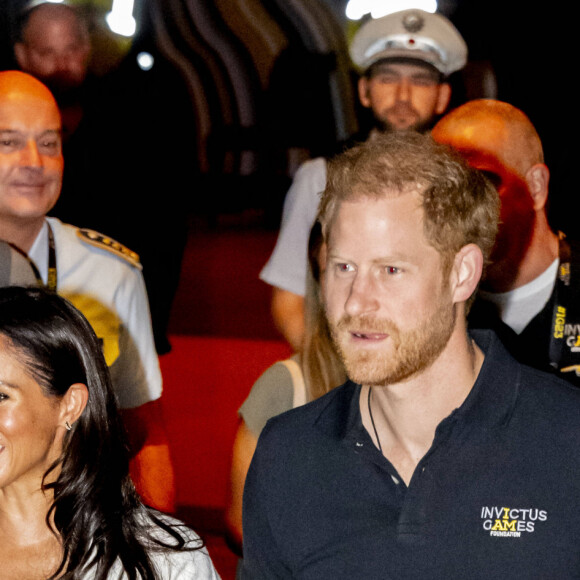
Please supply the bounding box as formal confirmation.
[137,52,155,71]
[106,0,137,37]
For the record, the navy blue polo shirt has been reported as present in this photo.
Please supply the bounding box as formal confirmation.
[241,330,580,579]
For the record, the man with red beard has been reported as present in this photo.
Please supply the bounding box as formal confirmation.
[241,132,580,579]
[259,9,468,352]
[432,100,580,386]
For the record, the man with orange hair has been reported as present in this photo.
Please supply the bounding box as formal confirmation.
[0,70,175,510]
[242,132,580,579]
[432,99,580,386]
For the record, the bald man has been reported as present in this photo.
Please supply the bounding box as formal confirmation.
[433,99,580,386]
[13,1,192,356]
[0,70,176,509]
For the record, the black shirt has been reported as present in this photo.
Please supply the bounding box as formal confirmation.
[470,237,580,387]
[242,330,580,579]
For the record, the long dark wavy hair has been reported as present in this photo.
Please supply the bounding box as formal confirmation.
[0,286,200,579]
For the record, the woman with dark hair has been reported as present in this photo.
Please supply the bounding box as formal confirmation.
[0,286,220,579]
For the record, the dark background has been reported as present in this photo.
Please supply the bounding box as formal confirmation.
[1,0,575,235]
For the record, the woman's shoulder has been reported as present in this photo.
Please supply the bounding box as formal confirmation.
[238,356,301,436]
[145,513,221,579]
[91,512,221,579]
[142,512,200,543]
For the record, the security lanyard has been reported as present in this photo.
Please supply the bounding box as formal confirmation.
[6,223,58,293]
[549,233,571,370]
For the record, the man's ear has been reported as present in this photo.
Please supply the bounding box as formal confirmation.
[358,76,371,109]
[435,82,452,115]
[13,42,28,70]
[525,163,550,211]
[59,382,89,429]
[450,244,483,304]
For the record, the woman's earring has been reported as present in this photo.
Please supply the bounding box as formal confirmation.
[65,421,72,431]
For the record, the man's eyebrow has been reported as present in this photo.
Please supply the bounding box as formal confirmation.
[38,129,62,137]
[411,71,438,78]
[0,129,61,137]
[327,252,412,264]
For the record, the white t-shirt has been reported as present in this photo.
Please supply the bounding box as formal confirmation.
[260,157,327,297]
[479,258,559,334]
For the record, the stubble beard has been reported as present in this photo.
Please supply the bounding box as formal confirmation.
[328,297,456,387]
[374,104,434,134]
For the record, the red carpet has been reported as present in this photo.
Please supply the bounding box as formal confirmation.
[168,213,282,341]
[160,335,291,510]
[160,335,292,578]
[159,215,293,577]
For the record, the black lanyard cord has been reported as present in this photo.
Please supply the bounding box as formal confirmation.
[548,233,571,369]
[4,223,58,293]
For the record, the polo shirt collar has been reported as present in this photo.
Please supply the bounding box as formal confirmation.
[314,330,520,441]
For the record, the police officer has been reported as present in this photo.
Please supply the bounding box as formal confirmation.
[260,9,468,351]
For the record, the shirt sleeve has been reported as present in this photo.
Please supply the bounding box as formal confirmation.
[111,265,163,408]
[48,218,162,410]
[238,360,295,438]
[259,158,327,297]
[240,421,294,579]
[157,544,222,579]
[142,514,223,579]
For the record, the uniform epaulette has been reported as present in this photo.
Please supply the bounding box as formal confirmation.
[77,228,142,270]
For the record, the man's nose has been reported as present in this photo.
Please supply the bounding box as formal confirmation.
[20,139,42,167]
[396,78,412,102]
[50,53,74,76]
[344,272,380,317]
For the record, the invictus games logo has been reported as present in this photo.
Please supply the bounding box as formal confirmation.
[481,506,547,538]
[564,323,580,352]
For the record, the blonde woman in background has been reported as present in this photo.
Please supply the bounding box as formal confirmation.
[225,222,345,552]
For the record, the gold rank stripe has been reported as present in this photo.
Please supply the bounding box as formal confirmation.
[77,228,142,269]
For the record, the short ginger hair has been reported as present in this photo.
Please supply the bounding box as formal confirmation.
[318,132,500,271]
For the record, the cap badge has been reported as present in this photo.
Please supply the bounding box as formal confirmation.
[402,11,424,33]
